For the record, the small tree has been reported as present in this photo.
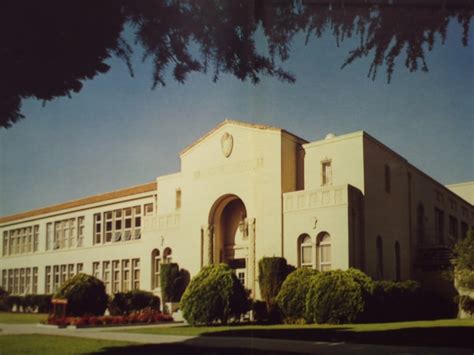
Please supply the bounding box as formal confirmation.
[180,264,249,325]
[305,269,365,324]
[160,263,181,303]
[258,257,291,314]
[453,229,474,318]
[55,273,108,316]
[276,267,318,323]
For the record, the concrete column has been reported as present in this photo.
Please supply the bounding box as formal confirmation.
[207,224,214,265]
[248,218,256,297]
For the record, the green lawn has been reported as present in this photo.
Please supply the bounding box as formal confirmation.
[116,319,474,348]
[0,334,302,355]
[0,312,47,324]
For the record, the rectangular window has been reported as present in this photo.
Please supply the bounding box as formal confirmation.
[103,261,111,294]
[46,223,53,250]
[132,259,140,290]
[19,268,25,294]
[434,208,445,244]
[33,225,39,252]
[112,260,120,293]
[94,213,102,244]
[176,189,182,210]
[25,268,31,294]
[76,263,83,274]
[68,264,75,280]
[60,265,67,284]
[122,259,130,292]
[77,216,84,247]
[449,215,458,241]
[32,267,38,294]
[13,269,19,294]
[45,266,51,294]
[1,270,6,290]
[53,265,60,292]
[321,161,332,186]
[384,164,391,193]
[461,221,468,239]
[92,262,100,279]
[3,231,8,256]
[144,203,154,216]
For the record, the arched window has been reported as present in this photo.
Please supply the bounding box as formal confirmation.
[394,241,401,281]
[151,249,160,289]
[317,232,331,271]
[416,203,425,244]
[376,236,384,279]
[163,247,172,263]
[297,234,312,268]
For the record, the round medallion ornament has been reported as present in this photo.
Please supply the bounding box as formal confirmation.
[221,132,233,158]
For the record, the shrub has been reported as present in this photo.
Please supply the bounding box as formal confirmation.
[251,300,269,323]
[305,269,365,324]
[180,264,249,325]
[108,290,160,315]
[160,263,180,303]
[258,257,291,315]
[276,268,318,323]
[55,273,108,316]
[363,280,455,322]
[459,295,474,315]
[457,269,474,289]
[34,294,53,313]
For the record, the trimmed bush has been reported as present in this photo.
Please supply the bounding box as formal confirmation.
[258,257,291,311]
[251,300,268,323]
[180,264,249,325]
[160,263,180,303]
[460,295,474,315]
[55,273,108,316]
[364,280,456,322]
[276,268,318,323]
[108,290,160,315]
[305,269,365,324]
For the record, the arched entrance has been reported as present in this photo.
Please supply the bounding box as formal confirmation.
[205,194,254,290]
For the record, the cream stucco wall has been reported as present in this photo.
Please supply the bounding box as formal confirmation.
[1,119,473,300]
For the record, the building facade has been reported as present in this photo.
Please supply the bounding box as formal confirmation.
[1,120,473,298]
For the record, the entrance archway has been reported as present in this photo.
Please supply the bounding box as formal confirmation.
[207,194,249,286]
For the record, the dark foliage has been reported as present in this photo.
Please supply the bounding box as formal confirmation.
[276,267,318,323]
[363,280,456,322]
[1,1,471,127]
[305,269,366,324]
[160,263,189,304]
[3,294,52,313]
[55,273,108,316]
[108,290,160,316]
[459,295,474,315]
[180,264,250,325]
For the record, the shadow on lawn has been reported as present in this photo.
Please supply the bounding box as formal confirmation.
[95,343,301,355]
[200,326,474,348]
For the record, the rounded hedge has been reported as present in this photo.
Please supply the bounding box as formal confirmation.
[305,269,365,324]
[55,273,108,316]
[180,264,249,325]
[108,290,160,315]
[276,268,318,323]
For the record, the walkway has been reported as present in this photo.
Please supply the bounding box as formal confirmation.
[0,323,471,355]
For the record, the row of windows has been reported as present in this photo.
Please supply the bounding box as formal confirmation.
[2,226,39,256]
[297,232,331,271]
[1,267,38,295]
[92,258,140,294]
[1,204,156,257]
[417,204,471,245]
[45,263,84,294]
[46,217,84,251]
[93,205,146,245]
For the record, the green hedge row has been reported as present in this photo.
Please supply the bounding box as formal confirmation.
[1,294,53,313]
[276,268,456,324]
[108,290,160,315]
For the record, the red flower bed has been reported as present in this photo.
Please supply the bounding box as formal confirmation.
[46,309,173,327]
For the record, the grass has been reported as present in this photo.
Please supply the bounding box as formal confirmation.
[0,335,303,355]
[0,312,47,324]
[115,319,474,348]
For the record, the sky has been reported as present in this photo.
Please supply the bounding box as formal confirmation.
[0,19,473,216]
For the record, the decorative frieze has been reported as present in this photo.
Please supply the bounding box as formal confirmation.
[284,185,348,212]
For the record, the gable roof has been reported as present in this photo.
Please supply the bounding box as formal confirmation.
[0,181,157,225]
[180,119,307,156]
